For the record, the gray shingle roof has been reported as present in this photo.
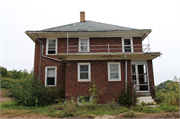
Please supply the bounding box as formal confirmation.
[40,20,149,32]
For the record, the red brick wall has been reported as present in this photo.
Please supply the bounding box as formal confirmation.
[147,60,156,99]
[133,37,142,52]
[90,37,122,52]
[65,60,132,104]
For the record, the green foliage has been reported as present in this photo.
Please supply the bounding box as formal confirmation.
[117,84,137,106]
[0,66,32,79]
[5,75,65,106]
[155,76,179,106]
[50,100,129,118]
[1,66,8,77]
[159,104,179,112]
[142,107,160,113]
[1,77,24,89]
[88,79,102,104]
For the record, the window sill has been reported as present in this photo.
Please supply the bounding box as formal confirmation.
[45,85,56,87]
[78,80,91,82]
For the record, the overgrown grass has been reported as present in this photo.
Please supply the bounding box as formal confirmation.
[1,100,180,118]
[1,101,129,118]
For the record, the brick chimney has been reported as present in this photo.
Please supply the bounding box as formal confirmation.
[80,11,85,22]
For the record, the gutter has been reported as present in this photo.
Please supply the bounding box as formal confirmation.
[29,33,61,79]
[125,54,127,93]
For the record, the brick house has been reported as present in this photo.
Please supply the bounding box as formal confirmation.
[25,12,161,104]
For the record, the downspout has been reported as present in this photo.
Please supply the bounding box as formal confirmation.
[29,33,61,79]
[125,54,127,93]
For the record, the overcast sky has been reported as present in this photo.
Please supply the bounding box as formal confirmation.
[0,0,180,85]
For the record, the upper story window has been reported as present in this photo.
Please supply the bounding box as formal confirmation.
[46,39,57,55]
[45,66,57,87]
[122,38,133,52]
[108,62,121,81]
[79,38,89,52]
[78,63,91,82]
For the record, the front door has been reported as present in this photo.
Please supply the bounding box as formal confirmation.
[132,64,149,92]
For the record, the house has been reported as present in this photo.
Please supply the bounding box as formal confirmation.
[25,12,161,104]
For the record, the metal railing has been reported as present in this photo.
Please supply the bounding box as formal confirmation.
[67,44,150,53]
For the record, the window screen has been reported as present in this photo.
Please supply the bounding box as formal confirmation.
[48,40,56,54]
[47,68,55,85]
[80,65,89,79]
[80,39,89,52]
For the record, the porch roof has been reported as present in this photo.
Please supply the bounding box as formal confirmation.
[57,52,162,61]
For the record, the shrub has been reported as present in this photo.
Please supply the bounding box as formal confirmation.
[0,67,8,77]
[117,84,137,106]
[5,75,65,106]
[1,78,24,89]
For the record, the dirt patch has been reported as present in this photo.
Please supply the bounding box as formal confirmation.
[136,111,180,118]
[116,111,180,118]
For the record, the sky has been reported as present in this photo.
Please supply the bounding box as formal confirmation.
[0,0,180,85]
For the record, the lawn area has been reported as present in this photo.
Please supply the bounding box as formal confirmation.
[1,101,129,118]
[1,100,179,118]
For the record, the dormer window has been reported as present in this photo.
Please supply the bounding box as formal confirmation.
[79,38,89,52]
[46,39,57,55]
[122,38,133,52]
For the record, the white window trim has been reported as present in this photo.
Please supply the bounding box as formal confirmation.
[78,63,91,82]
[79,38,90,52]
[108,62,121,81]
[45,66,57,87]
[46,38,58,55]
[122,38,133,52]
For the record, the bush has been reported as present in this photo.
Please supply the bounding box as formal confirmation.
[1,67,8,77]
[117,84,137,106]
[1,78,24,89]
[5,75,65,106]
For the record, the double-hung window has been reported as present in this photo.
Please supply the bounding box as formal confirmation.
[47,39,57,54]
[45,66,57,86]
[122,38,133,52]
[79,38,89,52]
[108,62,121,81]
[78,63,91,81]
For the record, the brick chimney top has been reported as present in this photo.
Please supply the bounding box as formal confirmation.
[80,11,85,22]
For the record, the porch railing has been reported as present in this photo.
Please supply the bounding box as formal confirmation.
[67,44,150,53]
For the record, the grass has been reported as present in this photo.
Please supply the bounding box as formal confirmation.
[1,100,180,118]
[1,101,129,118]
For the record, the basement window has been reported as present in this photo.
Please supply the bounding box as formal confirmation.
[45,66,57,87]
[108,62,121,81]
[47,39,57,54]
[78,63,91,82]
[78,96,92,104]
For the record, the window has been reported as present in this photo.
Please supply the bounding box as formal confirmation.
[45,66,57,86]
[79,38,89,52]
[78,63,91,81]
[108,62,121,81]
[122,38,133,52]
[46,39,57,54]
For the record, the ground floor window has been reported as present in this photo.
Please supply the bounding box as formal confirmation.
[78,63,91,82]
[108,62,121,81]
[45,66,57,86]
